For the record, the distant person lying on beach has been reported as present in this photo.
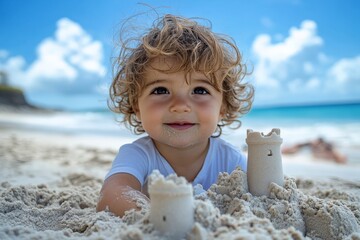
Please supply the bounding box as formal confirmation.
[282,137,347,164]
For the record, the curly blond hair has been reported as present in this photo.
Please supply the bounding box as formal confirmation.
[109,14,254,136]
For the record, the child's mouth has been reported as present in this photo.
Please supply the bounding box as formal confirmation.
[165,122,195,130]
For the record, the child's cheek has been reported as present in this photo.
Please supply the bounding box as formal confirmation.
[146,98,169,111]
[194,97,219,108]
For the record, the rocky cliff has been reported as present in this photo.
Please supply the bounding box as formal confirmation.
[0,87,28,105]
[0,86,44,110]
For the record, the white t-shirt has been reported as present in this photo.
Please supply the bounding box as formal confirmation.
[105,136,247,190]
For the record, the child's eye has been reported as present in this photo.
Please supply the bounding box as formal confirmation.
[151,87,169,95]
[193,87,209,95]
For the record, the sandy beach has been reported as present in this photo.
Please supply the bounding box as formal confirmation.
[1,111,360,239]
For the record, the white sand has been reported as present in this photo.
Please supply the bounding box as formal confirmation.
[1,126,360,239]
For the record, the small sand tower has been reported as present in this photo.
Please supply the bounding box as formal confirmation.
[148,170,194,239]
[246,128,284,197]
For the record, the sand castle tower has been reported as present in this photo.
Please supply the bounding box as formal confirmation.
[246,128,284,197]
[148,170,194,239]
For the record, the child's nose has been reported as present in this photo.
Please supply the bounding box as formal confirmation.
[169,94,191,113]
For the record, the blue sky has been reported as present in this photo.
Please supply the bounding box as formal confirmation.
[1,0,359,110]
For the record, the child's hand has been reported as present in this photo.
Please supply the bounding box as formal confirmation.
[96,173,149,217]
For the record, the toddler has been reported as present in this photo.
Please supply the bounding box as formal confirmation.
[97,14,254,216]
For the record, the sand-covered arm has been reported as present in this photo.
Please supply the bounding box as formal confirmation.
[96,173,149,217]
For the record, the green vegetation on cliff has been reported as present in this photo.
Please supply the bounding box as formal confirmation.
[0,85,23,94]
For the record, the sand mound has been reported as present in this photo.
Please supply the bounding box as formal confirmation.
[1,168,359,239]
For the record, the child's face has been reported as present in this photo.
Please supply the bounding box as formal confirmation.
[135,57,224,149]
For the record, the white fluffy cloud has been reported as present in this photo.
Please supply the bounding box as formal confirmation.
[328,56,360,86]
[253,21,323,63]
[252,20,323,89]
[251,19,360,104]
[0,18,106,94]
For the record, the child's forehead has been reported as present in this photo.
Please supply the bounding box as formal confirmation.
[145,57,206,79]
[147,57,181,71]
[143,56,224,89]
[145,57,212,76]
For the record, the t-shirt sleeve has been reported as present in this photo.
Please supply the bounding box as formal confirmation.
[105,143,148,186]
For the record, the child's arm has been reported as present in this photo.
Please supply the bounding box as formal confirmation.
[96,173,149,217]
